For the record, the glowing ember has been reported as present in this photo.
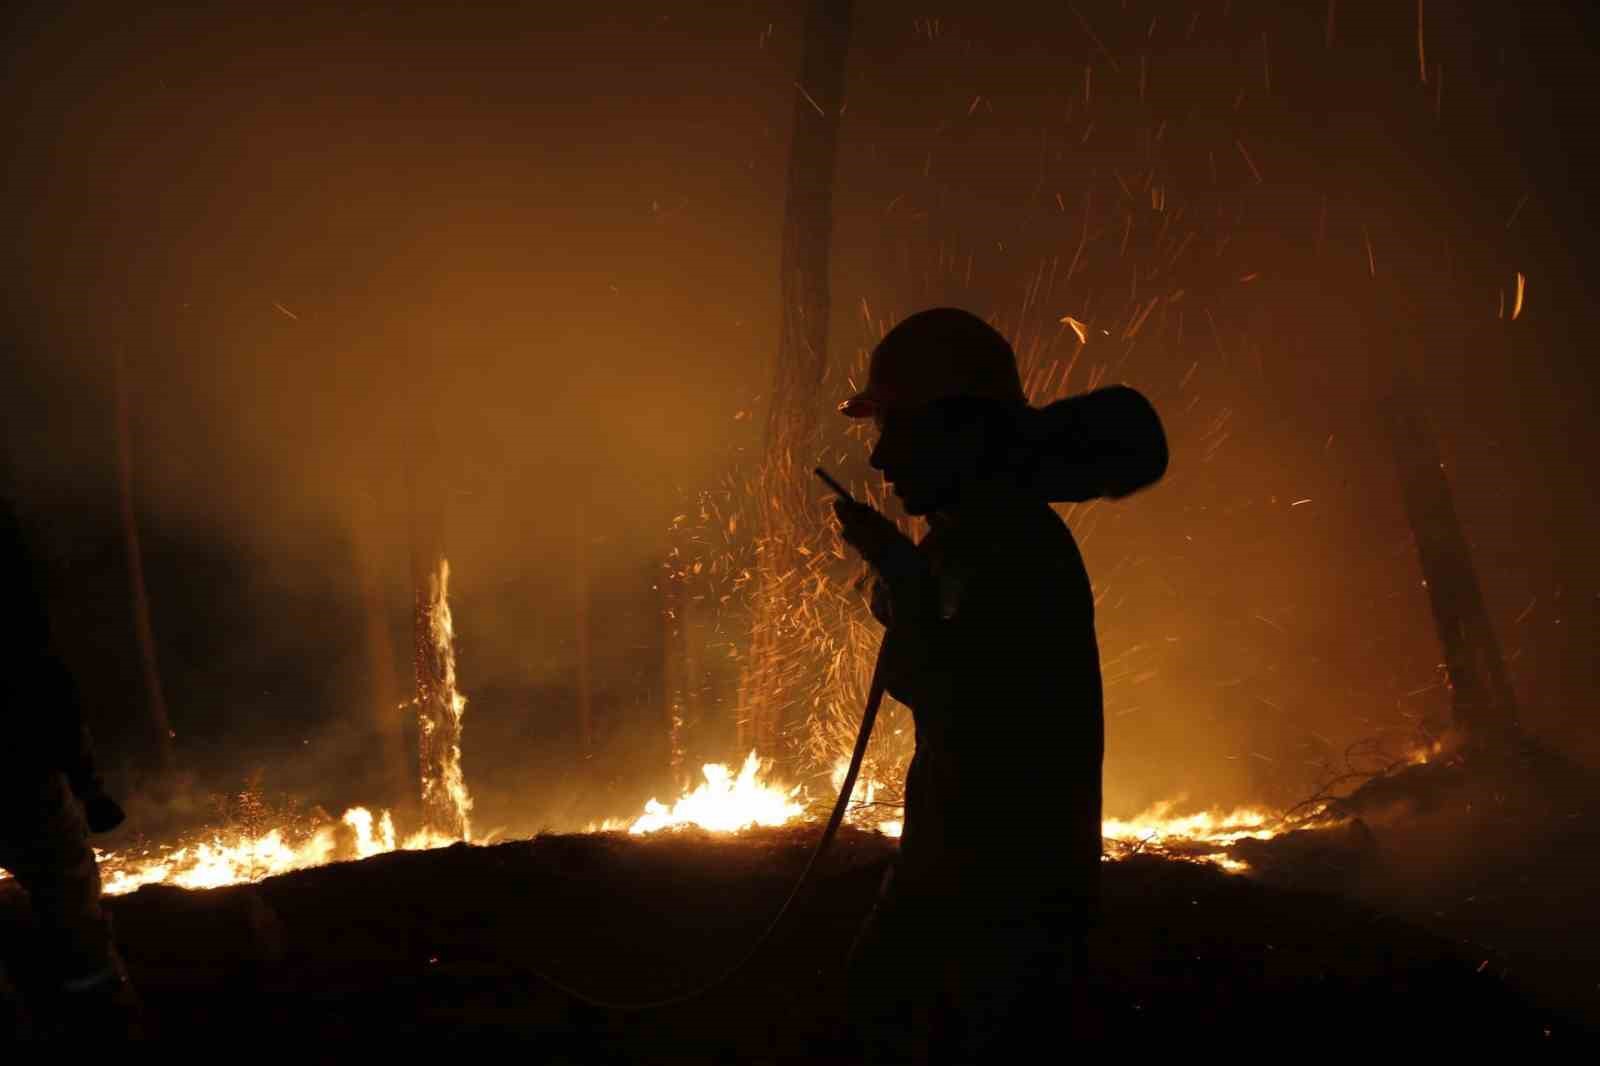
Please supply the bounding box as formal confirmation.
[615,752,806,834]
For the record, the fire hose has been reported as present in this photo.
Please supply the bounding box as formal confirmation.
[520,645,889,1012]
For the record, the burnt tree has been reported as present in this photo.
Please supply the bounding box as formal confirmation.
[113,346,176,775]
[737,0,854,760]
[1381,367,1521,747]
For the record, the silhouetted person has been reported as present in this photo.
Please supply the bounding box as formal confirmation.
[0,492,141,1039]
[834,308,1165,1062]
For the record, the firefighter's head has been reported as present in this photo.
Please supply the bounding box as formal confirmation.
[839,308,1025,516]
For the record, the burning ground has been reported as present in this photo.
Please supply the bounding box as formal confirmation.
[4,0,1598,1049]
[0,824,1572,1049]
[6,740,1598,1045]
[1,554,1591,1042]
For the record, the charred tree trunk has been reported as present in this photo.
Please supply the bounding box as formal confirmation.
[739,0,854,760]
[113,347,175,776]
[411,549,450,835]
[765,0,854,456]
[1381,368,1521,747]
[352,487,406,804]
[661,563,689,791]
[408,459,470,839]
[575,504,594,760]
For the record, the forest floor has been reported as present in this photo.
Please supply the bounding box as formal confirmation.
[4,813,1591,1054]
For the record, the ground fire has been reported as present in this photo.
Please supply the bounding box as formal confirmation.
[77,558,474,896]
[3,0,1596,1049]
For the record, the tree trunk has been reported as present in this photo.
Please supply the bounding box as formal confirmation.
[351,487,406,804]
[1380,367,1520,746]
[740,0,855,760]
[113,347,176,776]
[661,564,690,791]
[575,504,594,759]
[408,458,470,839]
[764,0,855,456]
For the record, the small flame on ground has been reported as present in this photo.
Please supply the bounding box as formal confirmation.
[602,752,806,835]
[1101,801,1289,871]
[81,557,477,898]
[605,759,1288,872]
[1100,802,1281,847]
[95,807,458,896]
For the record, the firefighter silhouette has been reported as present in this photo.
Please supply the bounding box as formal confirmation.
[835,308,1165,1062]
[1,492,142,1039]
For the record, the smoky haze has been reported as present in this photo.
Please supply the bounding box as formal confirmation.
[3,2,1595,836]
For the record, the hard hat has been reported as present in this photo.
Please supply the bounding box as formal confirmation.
[839,308,1027,419]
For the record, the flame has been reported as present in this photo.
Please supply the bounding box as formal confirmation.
[829,758,902,835]
[1101,802,1287,870]
[604,752,806,835]
[76,557,476,897]
[858,796,1288,869]
[418,558,473,841]
[604,755,1287,873]
[93,806,458,896]
[1408,738,1444,765]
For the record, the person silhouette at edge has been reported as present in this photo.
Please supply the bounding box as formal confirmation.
[0,488,142,1040]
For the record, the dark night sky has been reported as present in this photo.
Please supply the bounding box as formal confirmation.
[2,2,1595,833]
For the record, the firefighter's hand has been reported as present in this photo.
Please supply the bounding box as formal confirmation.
[83,792,126,834]
[832,499,918,577]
